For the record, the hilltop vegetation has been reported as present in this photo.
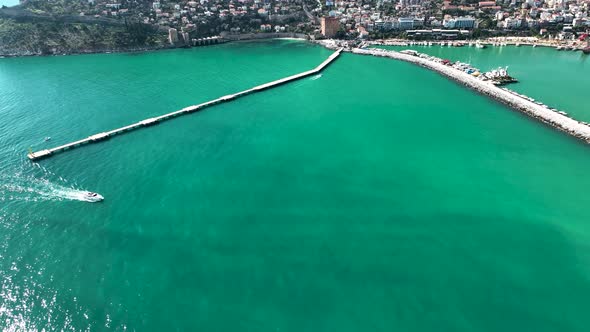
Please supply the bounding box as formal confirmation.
[0,18,167,56]
[0,4,167,56]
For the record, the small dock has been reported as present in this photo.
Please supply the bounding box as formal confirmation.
[28,48,343,161]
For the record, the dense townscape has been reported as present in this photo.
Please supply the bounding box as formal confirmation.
[13,0,589,35]
[0,0,589,55]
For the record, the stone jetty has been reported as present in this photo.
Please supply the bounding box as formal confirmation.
[351,47,590,143]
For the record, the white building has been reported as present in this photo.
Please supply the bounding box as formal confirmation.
[444,16,476,29]
[398,17,415,30]
[168,28,178,44]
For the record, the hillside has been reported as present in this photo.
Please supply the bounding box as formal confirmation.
[0,6,168,56]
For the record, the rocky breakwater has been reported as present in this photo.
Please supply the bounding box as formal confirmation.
[351,47,590,144]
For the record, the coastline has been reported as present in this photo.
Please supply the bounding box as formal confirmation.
[3,32,584,59]
[0,44,171,58]
[0,32,310,59]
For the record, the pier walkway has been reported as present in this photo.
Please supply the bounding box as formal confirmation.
[28,48,343,161]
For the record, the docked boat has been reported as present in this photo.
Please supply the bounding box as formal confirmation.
[475,42,486,49]
[84,192,104,202]
[480,66,517,85]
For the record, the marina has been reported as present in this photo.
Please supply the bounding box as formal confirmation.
[367,36,590,53]
[398,50,517,85]
[27,48,343,161]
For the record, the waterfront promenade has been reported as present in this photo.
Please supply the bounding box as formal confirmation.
[28,48,343,161]
[351,47,590,143]
[367,38,588,51]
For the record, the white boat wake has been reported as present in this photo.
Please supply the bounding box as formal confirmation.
[0,174,98,203]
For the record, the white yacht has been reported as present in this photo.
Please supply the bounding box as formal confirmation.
[475,42,486,49]
[84,192,104,202]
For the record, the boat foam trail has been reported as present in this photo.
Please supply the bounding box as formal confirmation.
[0,174,95,203]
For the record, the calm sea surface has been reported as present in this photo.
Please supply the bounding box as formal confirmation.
[1,40,590,331]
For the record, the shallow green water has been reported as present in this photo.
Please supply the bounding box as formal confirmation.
[379,44,590,121]
[1,40,590,331]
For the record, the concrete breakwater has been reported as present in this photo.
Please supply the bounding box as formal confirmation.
[351,47,590,144]
[365,38,587,51]
[28,48,342,161]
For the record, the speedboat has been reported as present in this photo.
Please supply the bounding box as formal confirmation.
[84,192,104,202]
[44,136,51,141]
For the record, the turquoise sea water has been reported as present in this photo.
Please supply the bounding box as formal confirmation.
[1,40,590,331]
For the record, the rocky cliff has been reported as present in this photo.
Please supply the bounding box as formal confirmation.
[0,7,167,56]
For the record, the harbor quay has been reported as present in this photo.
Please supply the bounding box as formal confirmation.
[366,37,590,52]
[27,48,343,161]
[349,47,590,144]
